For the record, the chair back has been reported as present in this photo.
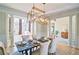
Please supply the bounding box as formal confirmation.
[40,40,51,55]
[22,35,30,42]
[0,41,6,55]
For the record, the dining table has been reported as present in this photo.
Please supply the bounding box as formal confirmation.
[15,41,40,55]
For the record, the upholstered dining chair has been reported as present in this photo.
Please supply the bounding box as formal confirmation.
[0,41,6,55]
[0,47,5,55]
[40,40,51,55]
[22,35,30,42]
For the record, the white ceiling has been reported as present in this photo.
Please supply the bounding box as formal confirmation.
[1,3,79,14]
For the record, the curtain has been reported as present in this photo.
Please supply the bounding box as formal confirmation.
[29,21,31,32]
[19,19,22,34]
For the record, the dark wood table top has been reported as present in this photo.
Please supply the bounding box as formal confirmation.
[16,41,40,52]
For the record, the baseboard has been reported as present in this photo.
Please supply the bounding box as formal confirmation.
[58,43,79,50]
[69,46,79,50]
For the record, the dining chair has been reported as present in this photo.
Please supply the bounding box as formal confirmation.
[22,35,30,42]
[40,40,51,55]
[0,41,6,55]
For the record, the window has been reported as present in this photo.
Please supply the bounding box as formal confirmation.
[13,16,29,35]
[14,17,19,35]
[22,18,29,34]
[50,20,55,35]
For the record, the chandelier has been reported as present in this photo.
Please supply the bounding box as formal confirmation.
[27,3,49,24]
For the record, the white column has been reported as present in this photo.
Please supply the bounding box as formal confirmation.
[69,16,72,47]
[34,21,36,36]
[6,15,14,54]
[69,14,79,48]
[48,19,51,36]
[76,14,79,48]
[32,21,35,36]
[9,15,14,47]
[47,20,50,37]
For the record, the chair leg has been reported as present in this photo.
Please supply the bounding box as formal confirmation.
[25,50,28,55]
[48,52,56,55]
[30,48,32,55]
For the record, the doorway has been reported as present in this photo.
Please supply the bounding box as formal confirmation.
[55,16,69,46]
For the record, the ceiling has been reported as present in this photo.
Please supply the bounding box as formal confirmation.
[1,3,79,14]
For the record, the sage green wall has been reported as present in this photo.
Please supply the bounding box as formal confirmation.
[0,11,8,48]
[76,14,79,48]
[36,22,48,38]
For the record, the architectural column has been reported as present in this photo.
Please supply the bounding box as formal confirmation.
[5,15,14,53]
[69,14,79,48]
[27,14,31,32]
[8,15,14,48]
[33,21,37,37]
[48,19,51,36]
[76,14,79,48]
[69,16,72,46]
[32,21,36,36]
[71,15,77,48]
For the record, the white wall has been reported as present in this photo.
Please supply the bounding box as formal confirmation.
[0,5,27,51]
[0,12,8,48]
[0,5,26,17]
[55,17,69,36]
[35,22,48,38]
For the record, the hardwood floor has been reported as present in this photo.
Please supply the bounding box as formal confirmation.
[56,44,79,55]
[32,44,79,55]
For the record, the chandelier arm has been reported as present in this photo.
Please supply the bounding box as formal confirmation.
[27,3,48,24]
